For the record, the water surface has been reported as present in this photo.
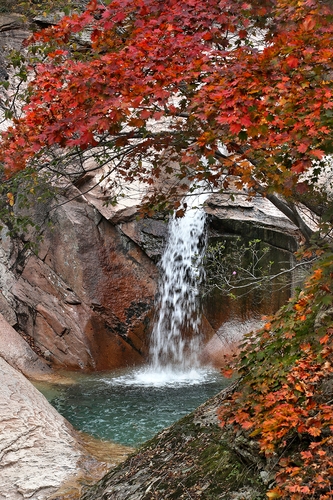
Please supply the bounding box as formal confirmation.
[37,367,227,447]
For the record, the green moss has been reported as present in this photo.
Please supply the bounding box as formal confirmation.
[0,0,86,17]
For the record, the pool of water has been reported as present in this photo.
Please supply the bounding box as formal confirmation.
[37,367,227,447]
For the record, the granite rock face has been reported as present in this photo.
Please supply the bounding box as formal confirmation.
[0,355,84,500]
[0,194,158,371]
[0,14,29,53]
[0,312,51,379]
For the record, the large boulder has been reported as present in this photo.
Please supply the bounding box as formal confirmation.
[0,355,87,500]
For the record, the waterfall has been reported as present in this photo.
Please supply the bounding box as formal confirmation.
[114,189,211,386]
[148,192,207,376]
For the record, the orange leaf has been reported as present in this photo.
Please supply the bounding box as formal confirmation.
[303,16,316,31]
[297,143,308,153]
[6,192,14,206]
[284,331,295,339]
[266,489,282,499]
[308,426,321,437]
[241,420,254,430]
[286,55,299,68]
[312,269,323,280]
[221,368,234,378]
[310,149,324,159]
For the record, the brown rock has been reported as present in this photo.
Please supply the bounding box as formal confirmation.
[5,198,158,371]
[0,14,30,54]
[0,355,115,500]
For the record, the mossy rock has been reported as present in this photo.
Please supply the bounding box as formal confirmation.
[0,0,87,17]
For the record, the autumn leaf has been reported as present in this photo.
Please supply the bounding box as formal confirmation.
[286,55,299,69]
[310,149,324,159]
[6,192,14,206]
[303,16,316,31]
[308,426,321,437]
[221,367,234,378]
[241,420,254,430]
[266,489,282,498]
[297,143,308,154]
[320,334,330,345]
[312,269,323,280]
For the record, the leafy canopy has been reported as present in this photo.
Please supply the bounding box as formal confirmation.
[1,0,333,215]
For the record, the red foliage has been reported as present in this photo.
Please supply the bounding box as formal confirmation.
[218,261,333,498]
[0,0,332,202]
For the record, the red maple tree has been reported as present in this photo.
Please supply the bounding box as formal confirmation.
[1,2,333,497]
[0,0,332,238]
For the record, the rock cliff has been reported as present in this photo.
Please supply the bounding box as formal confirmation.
[0,192,158,370]
[0,184,300,372]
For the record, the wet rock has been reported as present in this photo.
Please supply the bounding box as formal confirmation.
[0,14,30,53]
[205,191,300,252]
[0,195,157,371]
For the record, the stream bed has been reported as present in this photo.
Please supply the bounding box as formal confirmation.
[36,367,227,447]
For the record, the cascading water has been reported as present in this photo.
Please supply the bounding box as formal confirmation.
[101,188,213,387]
[149,197,207,374]
[124,189,211,386]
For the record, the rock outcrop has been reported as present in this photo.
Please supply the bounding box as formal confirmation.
[0,179,301,372]
[0,192,158,371]
[205,191,301,252]
[0,355,88,500]
[0,14,29,54]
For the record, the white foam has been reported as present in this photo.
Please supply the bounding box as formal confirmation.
[104,367,216,388]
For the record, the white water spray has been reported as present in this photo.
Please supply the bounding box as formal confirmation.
[148,191,208,377]
[115,189,211,387]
